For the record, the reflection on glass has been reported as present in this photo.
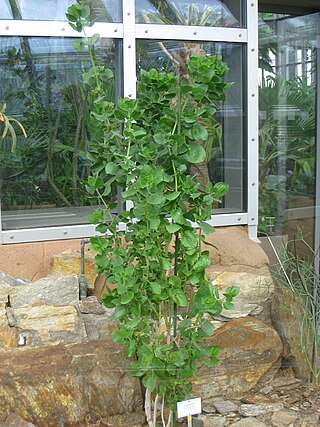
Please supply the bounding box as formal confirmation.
[136,0,243,27]
[137,39,246,213]
[0,0,122,22]
[258,12,318,252]
[0,36,122,230]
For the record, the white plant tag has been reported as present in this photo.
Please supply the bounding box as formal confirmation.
[177,397,201,418]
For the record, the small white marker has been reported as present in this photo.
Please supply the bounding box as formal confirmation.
[177,397,201,426]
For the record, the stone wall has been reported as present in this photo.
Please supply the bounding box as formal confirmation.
[0,226,285,426]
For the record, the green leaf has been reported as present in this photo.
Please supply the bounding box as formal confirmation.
[224,286,240,298]
[192,123,208,141]
[189,273,200,285]
[113,306,127,319]
[171,209,185,224]
[143,373,158,392]
[193,252,211,272]
[81,4,90,18]
[150,218,160,230]
[213,182,229,197]
[186,143,206,164]
[161,258,172,271]
[146,193,166,205]
[223,301,235,310]
[150,282,161,294]
[199,221,215,235]
[168,275,181,288]
[169,350,186,367]
[90,33,100,45]
[153,133,166,144]
[112,327,128,343]
[201,319,215,336]
[181,230,198,249]
[178,319,192,332]
[96,223,109,234]
[166,191,180,201]
[172,289,188,307]
[105,162,117,175]
[72,39,86,51]
[166,223,181,233]
[126,317,141,329]
[120,292,134,304]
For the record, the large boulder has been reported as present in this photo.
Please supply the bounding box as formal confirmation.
[212,271,273,319]
[14,303,87,346]
[194,317,283,400]
[10,274,80,307]
[205,226,270,275]
[0,339,143,426]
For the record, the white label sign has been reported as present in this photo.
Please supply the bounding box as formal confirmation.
[177,397,202,418]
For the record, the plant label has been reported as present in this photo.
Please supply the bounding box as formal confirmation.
[177,397,201,418]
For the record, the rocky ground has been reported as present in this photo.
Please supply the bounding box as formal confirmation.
[4,372,320,427]
[176,371,320,427]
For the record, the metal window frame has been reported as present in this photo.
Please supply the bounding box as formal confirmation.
[0,0,258,244]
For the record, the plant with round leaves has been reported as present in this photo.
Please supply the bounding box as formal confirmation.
[67,4,239,426]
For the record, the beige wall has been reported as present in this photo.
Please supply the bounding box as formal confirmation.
[0,239,89,281]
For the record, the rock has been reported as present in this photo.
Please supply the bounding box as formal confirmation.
[193,318,282,400]
[196,415,226,427]
[212,271,273,318]
[204,226,270,275]
[0,413,35,426]
[238,403,283,417]
[82,312,115,341]
[258,384,273,395]
[0,272,25,306]
[0,272,25,289]
[79,296,106,315]
[14,303,87,346]
[10,274,79,308]
[0,307,7,327]
[202,401,217,414]
[0,339,143,426]
[49,249,98,293]
[212,400,238,415]
[271,284,312,380]
[284,394,301,404]
[271,409,299,426]
[185,418,203,427]
[271,377,301,391]
[295,412,320,427]
[0,326,19,348]
[95,411,145,426]
[241,394,274,404]
[229,418,268,427]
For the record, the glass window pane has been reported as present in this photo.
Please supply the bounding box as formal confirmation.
[0,36,122,230]
[0,0,122,22]
[258,12,318,252]
[136,1,244,27]
[136,39,246,213]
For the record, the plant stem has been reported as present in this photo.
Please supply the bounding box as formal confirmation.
[83,28,101,90]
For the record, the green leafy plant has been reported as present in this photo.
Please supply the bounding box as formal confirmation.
[67,4,238,426]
